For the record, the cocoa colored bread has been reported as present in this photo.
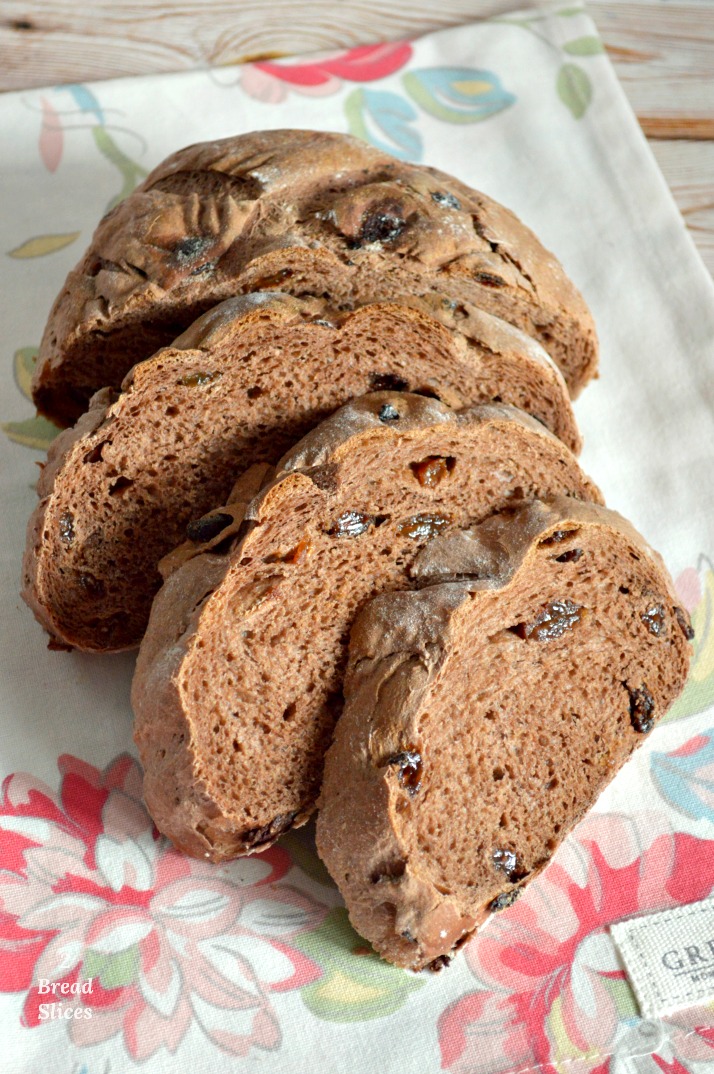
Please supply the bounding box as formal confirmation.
[316,497,693,970]
[132,392,601,862]
[33,130,598,425]
[22,291,580,653]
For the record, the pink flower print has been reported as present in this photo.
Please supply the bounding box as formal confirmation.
[240,41,413,103]
[0,753,328,1059]
[439,812,714,1074]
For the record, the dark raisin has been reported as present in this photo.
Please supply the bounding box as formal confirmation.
[369,372,409,393]
[428,955,452,972]
[397,514,450,540]
[508,600,584,641]
[369,859,406,883]
[431,190,461,210]
[179,370,220,387]
[329,511,381,538]
[492,848,528,882]
[358,210,405,246]
[173,235,212,263]
[625,683,655,734]
[641,604,667,636]
[186,512,233,543]
[475,272,506,288]
[378,403,400,423]
[539,529,580,546]
[388,750,423,795]
[554,548,583,563]
[401,929,417,943]
[489,887,523,912]
[674,606,695,641]
[410,456,455,488]
[59,510,75,546]
[240,811,298,849]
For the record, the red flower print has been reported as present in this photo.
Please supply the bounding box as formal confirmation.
[240,42,413,103]
[0,754,328,1059]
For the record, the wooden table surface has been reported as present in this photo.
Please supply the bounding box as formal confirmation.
[2,0,712,277]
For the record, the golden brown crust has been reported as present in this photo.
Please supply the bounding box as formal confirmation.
[33,130,597,425]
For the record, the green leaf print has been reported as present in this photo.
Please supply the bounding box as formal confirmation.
[562,36,605,56]
[293,908,424,1022]
[556,63,593,119]
[82,945,140,990]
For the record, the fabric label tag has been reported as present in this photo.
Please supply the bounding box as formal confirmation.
[611,897,714,1018]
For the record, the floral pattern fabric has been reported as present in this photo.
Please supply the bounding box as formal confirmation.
[1,3,714,1072]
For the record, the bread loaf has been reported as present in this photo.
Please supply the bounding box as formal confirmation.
[132,393,601,862]
[33,130,597,425]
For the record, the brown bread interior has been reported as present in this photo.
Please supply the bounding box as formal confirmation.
[132,394,600,861]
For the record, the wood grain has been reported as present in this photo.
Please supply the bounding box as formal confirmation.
[651,140,714,278]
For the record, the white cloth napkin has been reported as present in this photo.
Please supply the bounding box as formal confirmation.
[1,3,713,1072]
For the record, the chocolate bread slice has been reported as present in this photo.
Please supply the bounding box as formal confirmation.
[132,393,601,862]
[22,292,580,653]
[33,130,597,424]
[316,497,693,970]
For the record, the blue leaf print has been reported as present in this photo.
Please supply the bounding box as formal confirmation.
[344,88,422,161]
[403,67,515,124]
[651,732,714,822]
[64,83,105,124]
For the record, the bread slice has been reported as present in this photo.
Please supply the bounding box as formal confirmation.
[316,497,693,970]
[33,130,597,425]
[132,393,601,862]
[22,292,580,653]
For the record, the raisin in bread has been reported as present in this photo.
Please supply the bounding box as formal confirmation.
[132,393,601,862]
[33,130,597,424]
[22,292,580,653]
[316,497,693,970]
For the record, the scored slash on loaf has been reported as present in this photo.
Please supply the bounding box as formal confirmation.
[20,129,691,972]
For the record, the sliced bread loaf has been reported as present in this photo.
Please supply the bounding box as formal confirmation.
[316,497,693,970]
[33,129,597,424]
[132,393,601,862]
[22,292,579,653]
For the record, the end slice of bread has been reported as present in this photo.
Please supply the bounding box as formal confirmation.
[316,497,693,969]
[32,130,597,425]
[132,393,601,862]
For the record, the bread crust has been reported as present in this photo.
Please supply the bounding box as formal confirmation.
[33,130,597,425]
[316,498,692,969]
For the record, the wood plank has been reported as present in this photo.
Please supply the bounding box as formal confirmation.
[2,0,713,140]
[651,140,714,278]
